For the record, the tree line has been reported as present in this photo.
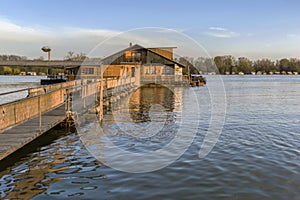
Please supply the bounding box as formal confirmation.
[1,53,299,75]
[179,56,300,75]
[0,52,91,75]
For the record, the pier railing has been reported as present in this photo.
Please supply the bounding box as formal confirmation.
[0,88,66,131]
[141,75,188,85]
[0,76,136,131]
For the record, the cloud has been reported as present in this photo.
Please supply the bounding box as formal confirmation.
[0,19,207,59]
[0,18,52,42]
[0,18,120,41]
[286,34,298,38]
[205,26,240,38]
[0,18,123,58]
[63,27,120,38]
[209,26,227,31]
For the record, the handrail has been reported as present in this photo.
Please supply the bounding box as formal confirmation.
[0,76,137,131]
[0,88,29,96]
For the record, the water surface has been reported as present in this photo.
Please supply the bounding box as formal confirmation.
[0,75,299,199]
[0,75,44,104]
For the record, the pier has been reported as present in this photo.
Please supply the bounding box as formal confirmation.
[0,77,136,161]
[0,43,205,162]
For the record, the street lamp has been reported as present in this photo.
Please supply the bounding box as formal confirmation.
[41,46,51,61]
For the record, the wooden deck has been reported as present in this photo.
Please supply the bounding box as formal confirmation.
[0,105,66,161]
[0,77,136,162]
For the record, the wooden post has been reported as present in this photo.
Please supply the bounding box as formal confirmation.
[99,67,104,123]
[66,89,71,112]
[83,85,86,108]
[14,103,16,124]
[39,96,41,131]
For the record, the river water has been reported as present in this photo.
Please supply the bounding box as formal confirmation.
[0,75,299,199]
[0,75,43,104]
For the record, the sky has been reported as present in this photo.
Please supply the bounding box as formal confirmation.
[0,0,299,60]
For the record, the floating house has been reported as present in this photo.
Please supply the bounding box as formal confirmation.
[66,44,187,86]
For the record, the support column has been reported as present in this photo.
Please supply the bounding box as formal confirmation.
[98,67,104,123]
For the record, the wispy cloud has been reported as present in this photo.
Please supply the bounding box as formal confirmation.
[205,26,240,38]
[0,18,120,42]
[286,33,298,38]
[63,27,120,37]
[0,18,52,42]
[0,18,122,58]
[209,26,227,31]
[0,18,206,59]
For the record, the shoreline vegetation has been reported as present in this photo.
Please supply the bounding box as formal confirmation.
[0,54,300,76]
[179,56,300,75]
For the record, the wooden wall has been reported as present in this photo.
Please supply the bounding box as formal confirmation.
[148,48,174,60]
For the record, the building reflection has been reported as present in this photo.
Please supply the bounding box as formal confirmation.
[128,84,183,123]
[2,140,75,200]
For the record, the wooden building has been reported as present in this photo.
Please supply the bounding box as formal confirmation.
[67,44,186,85]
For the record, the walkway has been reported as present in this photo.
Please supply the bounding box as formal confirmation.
[0,105,66,161]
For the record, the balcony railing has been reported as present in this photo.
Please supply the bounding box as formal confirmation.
[140,75,189,86]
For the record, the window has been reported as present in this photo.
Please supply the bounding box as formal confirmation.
[131,67,135,77]
[88,68,94,74]
[145,66,150,74]
[162,66,174,74]
[125,51,132,58]
[151,66,156,74]
[135,52,141,61]
[81,68,95,74]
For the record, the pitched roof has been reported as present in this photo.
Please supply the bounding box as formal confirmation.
[102,44,185,68]
[146,48,185,68]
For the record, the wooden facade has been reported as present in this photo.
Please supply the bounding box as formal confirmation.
[69,44,186,85]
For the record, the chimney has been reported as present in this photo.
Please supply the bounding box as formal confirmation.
[129,42,132,47]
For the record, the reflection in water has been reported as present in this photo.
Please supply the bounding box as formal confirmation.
[0,76,299,199]
[99,85,184,153]
[0,131,74,199]
[129,85,175,122]
[76,85,189,174]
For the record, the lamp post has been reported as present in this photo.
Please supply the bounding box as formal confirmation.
[41,46,51,61]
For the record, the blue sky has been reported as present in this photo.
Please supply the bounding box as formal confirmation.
[0,0,299,60]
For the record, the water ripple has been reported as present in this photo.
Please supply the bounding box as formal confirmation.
[0,76,299,199]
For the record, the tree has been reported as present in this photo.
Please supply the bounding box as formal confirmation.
[194,57,208,73]
[34,56,44,61]
[253,59,274,73]
[179,57,198,75]
[213,56,223,74]
[64,51,87,61]
[64,51,75,61]
[237,57,253,74]
[13,67,21,75]
[279,58,290,72]
[289,58,299,72]
[214,55,234,74]
[3,66,13,75]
